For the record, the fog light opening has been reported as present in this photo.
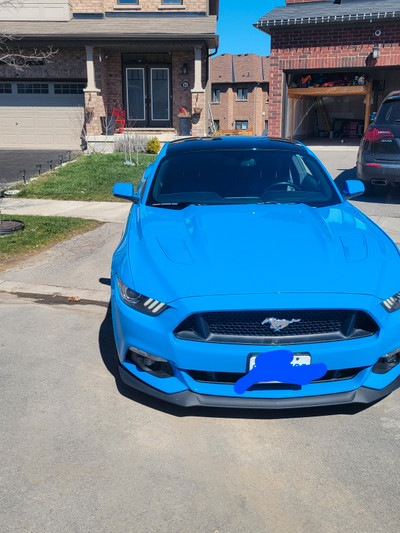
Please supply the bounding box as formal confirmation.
[126,347,174,378]
[372,349,400,374]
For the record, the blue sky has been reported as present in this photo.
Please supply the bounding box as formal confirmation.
[217,0,284,56]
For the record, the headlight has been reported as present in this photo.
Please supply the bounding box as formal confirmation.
[117,276,168,316]
[381,291,400,313]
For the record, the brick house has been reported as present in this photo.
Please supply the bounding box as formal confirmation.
[210,53,270,135]
[0,0,219,150]
[255,0,400,140]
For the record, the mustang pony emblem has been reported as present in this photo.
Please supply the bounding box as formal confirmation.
[262,317,301,331]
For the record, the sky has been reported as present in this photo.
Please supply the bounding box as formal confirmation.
[217,0,284,57]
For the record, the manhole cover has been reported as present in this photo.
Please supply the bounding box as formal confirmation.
[0,219,25,236]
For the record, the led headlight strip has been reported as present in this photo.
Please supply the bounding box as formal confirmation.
[117,276,168,316]
[382,291,400,313]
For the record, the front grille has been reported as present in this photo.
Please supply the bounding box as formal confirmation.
[186,367,365,387]
[174,309,378,345]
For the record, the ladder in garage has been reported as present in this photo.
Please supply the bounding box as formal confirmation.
[316,98,331,136]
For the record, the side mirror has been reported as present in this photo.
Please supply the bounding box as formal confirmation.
[112,182,139,203]
[342,180,365,200]
[370,112,377,122]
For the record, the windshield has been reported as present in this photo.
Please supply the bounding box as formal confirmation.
[147,149,340,208]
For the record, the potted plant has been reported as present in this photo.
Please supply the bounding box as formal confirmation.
[178,106,192,136]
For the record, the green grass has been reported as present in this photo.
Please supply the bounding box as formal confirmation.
[16,152,157,202]
[0,214,101,269]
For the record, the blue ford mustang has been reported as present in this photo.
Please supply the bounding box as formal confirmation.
[111,136,400,408]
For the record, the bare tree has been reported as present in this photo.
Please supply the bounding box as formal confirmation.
[0,0,57,71]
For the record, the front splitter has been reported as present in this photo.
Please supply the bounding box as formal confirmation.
[118,364,400,409]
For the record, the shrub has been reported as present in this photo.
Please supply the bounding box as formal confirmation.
[114,133,149,154]
[146,137,161,154]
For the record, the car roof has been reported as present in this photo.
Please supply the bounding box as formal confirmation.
[383,90,400,103]
[166,136,307,155]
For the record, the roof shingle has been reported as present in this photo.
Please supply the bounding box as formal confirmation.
[255,0,400,30]
[211,53,270,84]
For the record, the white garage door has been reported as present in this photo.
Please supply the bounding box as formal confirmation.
[0,81,85,149]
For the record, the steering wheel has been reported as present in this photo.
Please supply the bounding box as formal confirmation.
[265,181,302,191]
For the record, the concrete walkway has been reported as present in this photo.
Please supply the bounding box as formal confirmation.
[0,197,131,223]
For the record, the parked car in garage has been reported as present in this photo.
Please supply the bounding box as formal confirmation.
[357,90,400,192]
[111,136,400,409]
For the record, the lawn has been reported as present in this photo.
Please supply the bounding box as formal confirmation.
[0,214,101,271]
[16,152,157,202]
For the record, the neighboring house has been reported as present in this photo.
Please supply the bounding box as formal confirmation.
[0,0,219,150]
[255,0,400,140]
[210,53,269,135]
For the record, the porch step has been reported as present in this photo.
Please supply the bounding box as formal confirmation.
[124,128,178,143]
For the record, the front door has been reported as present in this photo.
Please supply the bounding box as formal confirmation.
[125,66,171,128]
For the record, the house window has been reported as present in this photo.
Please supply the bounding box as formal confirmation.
[235,120,248,130]
[213,119,220,131]
[0,83,12,93]
[237,88,248,101]
[161,0,182,3]
[211,88,220,104]
[17,83,48,94]
[118,0,139,3]
[54,83,86,94]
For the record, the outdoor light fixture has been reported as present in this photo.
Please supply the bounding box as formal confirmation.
[19,169,26,183]
[35,164,42,175]
[182,63,188,75]
[373,44,380,59]
[47,160,53,170]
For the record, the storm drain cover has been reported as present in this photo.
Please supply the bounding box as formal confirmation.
[0,219,25,236]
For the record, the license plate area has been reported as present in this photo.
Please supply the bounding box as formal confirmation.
[248,352,311,384]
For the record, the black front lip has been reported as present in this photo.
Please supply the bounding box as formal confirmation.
[118,364,400,409]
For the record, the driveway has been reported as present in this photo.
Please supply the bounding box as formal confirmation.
[0,149,81,187]
[1,223,400,533]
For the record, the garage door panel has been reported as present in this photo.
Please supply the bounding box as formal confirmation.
[0,83,85,149]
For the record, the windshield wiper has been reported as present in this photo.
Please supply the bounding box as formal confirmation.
[150,202,203,209]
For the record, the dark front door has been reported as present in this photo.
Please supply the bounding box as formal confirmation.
[125,66,171,128]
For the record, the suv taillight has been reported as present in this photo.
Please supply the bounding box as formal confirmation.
[364,127,394,142]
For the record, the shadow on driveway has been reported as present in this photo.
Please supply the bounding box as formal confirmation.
[98,303,372,420]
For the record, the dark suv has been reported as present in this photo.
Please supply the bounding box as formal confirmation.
[357,91,400,191]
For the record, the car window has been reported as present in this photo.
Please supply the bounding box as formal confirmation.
[376,100,400,124]
[147,149,340,208]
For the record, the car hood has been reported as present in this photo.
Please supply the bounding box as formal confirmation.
[127,202,399,303]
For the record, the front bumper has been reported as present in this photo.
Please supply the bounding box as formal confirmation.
[112,289,400,409]
[119,363,400,409]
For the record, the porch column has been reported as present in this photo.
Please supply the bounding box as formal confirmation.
[191,45,206,136]
[84,45,103,137]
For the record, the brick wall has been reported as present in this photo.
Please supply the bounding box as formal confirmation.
[171,51,195,131]
[0,48,86,79]
[268,22,400,137]
[72,0,207,13]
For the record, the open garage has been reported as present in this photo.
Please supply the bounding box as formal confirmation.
[285,68,400,141]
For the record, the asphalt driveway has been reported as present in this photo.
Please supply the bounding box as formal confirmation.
[0,149,81,187]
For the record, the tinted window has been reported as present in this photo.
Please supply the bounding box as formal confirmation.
[376,100,400,124]
[147,150,340,208]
